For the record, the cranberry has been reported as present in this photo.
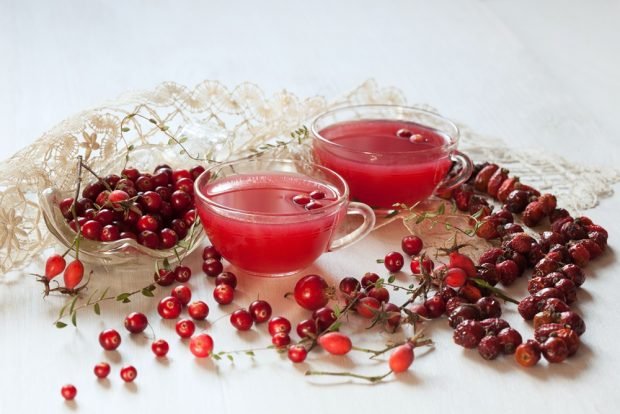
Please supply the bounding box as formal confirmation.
[401,235,423,256]
[312,307,337,331]
[81,219,102,240]
[152,339,170,357]
[297,319,318,339]
[448,253,477,278]
[138,230,159,249]
[448,305,481,328]
[202,245,222,261]
[367,287,390,303]
[360,272,380,290]
[268,316,292,336]
[410,303,430,318]
[356,296,381,318]
[124,312,148,334]
[122,167,140,181]
[152,171,170,187]
[190,165,206,180]
[497,328,522,354]
[305,200,323,210]
[542,337,569,363]
[292,194,311,205]
[159,228,178,249]
[171,285,192,306]
[59,197,75,219]
[410,256,434,274]
[230,309,254,331]
[175,178,195,194]
[176,319,196,338]
[215,271,237,289]
[188,301,209,320]
[157,296,182,319]
[444,267,468,288]
[476,297,502,318]
[183,209,197,226]
[189,333,214,358]
[424,295,446,319]
[99,329,121,351]
[288,345,308,363]
[94,362,111,379]
[203,258,224,277]
[389,343,415,373]
[249,300,272,323]
[453,320,485,349]
[213,284,234,305]
[119,365,137,382]
[294,274,330,311]
[383,303,402,329]
[172,169,192,182]
[384,251,404,272]
[515,340,541,367]
[339,277,361,296]
[478,335,502,360]
[171,218,189,239]
[61,384,77,400]
[272,332,291,348]
[170,190,192,212]
[100,224,121,241]
[174,265,192,283]
[318,332,352,355]
[479,318,510,336]
[135,175,155,192]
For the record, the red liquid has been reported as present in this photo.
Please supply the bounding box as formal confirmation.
[195,172,343,275]
[314,120,452,208]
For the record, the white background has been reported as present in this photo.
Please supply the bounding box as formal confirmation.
[1,1,619,413]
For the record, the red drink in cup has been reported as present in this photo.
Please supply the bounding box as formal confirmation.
[312,105,473,209]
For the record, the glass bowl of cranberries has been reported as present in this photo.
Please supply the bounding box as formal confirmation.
[38,162,206,267]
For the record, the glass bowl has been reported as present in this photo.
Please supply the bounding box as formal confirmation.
[39,187,205,268]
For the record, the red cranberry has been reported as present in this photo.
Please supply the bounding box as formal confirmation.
[213,284,234,305]
[292,194,311,205]
[268,316,292,335]
[172,169,192,182]
[81,219,102,240]
[453,320,485,349]
[515,340,541,367]
[138,230,159,249]
[288,345,308,363]
[157,296,182,319]
[94,362,111,379]
[296,319,318,339]
[170,190,192,212]
[360,272,379,290]
[100,224,121,241]
[171,285,192,306]
[99,329,121,351]
[136,175,155,192]
[61,384,77,400]
[175,319,196,338]
[158,228,178,249]
[154,268,175,286]
[401,235,423,256]
[188,301,209,320]
[174,265,192,283]
[122,167,140,181]
[175,178,195,194]
[124,312,148,334]
[202,245,222,261]
[170,218,189,239]
[248,300,272,323]
[424,295,446,319]
[312,307,337,331]
[230,309,254,331]
[339,277,361,296]
[478,335,502,360]
[152,339,170,357]
[189,333,214,358]
[383,251,404,272]
[293,274,330,311]
[190,165,206,180]
[203,258,224,277]
[410,256,434,274]
[272,332,291,348]
[215,271,237,289]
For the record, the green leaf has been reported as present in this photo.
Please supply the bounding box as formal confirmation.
[160,125,169,131]
[127,144,135,151]
[179,136,188,143]
[148,118,157,124]
[333,305,342,318]
[245,351,255,357]
[141,288,155,297]
[328,321,342,332]
[58,302,68,320]
[227,354,234,362]
[99,287,110,300]
[387,274,397,283]
[116,293,130,302]
[163,258,170,270]
[212,354,221,360]
[415,214,426,224]
[71,312,77,327]
[121,127,131,132]
[55,321,67,328]
[437,203,445,215]
[68,296,79,314]
[167,138,175,145]
[94,303,101,315]
[122,298,131,304]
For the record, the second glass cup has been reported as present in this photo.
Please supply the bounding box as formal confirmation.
[194,158,376,277]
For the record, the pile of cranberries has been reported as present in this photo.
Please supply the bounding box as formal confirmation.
[58,164,204,249]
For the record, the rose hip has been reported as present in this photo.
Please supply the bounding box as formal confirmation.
[318,332,352,355]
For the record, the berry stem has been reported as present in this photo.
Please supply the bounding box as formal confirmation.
[470,278,519,304]
[79,160,113,192]
[305,370,393,383]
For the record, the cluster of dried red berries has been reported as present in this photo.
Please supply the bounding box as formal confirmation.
[58,163,204,249]
[437,162,608,366]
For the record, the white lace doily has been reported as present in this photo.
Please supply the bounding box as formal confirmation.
[0,79,617,278]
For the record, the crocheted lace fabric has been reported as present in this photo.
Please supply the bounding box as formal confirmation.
[0,80,617,278]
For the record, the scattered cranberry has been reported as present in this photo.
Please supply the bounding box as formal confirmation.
[157,296,182,319]
[120,365,137,382]
[293,274,330,311]
[61,384,77,400]
[176,319,196,338]
[171,285,192,306]
[124,312,148,334]
[155,268,175,286]
[383,251,404,272]
[360,272,379,290]
[272,332,291,348]
[213,284,234,305]
[230,309,254,331]
[174,265,192,282]
[99,329,121,351]
[410,256,434,274]
[339,277,361,295]
[249,300,272,323]
[268,316,292,336]
[203,258,224,277]
[188,301,209,320]
[189,334,214,358]
[202,245,222,261]
[312,307,337,331]
[215,271,238,289]
[152,339,170,357]
[94,362,111,379]
[288,345,308,363]
[401,235,423,256]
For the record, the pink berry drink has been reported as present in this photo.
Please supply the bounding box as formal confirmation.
[312,105,473,209]
[195,164,348,276]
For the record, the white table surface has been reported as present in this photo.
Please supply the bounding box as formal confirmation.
[1,1,619,413]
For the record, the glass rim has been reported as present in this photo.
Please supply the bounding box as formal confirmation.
[311,104,460,156]
[194,158,349,218]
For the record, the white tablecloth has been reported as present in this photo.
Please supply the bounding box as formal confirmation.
[1,1,619,413]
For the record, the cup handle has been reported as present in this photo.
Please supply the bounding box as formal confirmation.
[328,202,376,252]
[434,150,474,194]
